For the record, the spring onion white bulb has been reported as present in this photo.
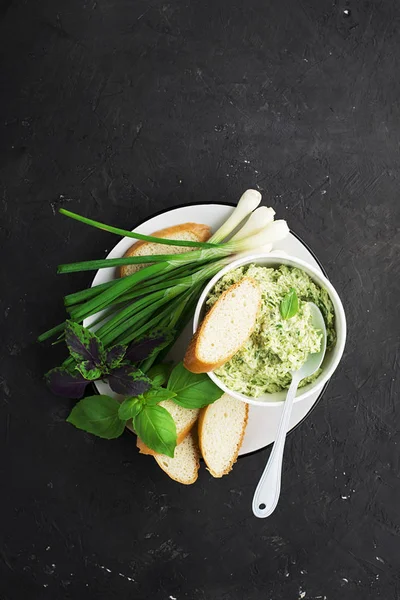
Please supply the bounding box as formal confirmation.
[209,189,261,243]
[231,206,276,241]
[235,243,273,260]
[235,220,289,251]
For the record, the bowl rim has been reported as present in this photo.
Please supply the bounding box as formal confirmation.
[193,252,347,407]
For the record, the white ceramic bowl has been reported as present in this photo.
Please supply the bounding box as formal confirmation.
[193,253,347,407]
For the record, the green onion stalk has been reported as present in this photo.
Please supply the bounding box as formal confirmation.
[39,191,289,371]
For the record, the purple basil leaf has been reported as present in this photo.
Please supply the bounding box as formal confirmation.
[105,344,127,370]
[125,329,174,363]
[76,362,103,381]
[108,365,152,396]
[45,367,89,399]
[65,321,104,370]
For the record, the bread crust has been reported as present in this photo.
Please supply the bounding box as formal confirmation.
[183,277,261,373]
[154,433,200,485]
[136,432,200,485]
[119,223,211,277]
[198,399,249,478]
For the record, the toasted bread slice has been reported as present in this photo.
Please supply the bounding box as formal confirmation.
[183,277,261,373]
[136,400,200,456]
[198,393,248,477]
[147,432,200,485]
[120,223,211,277]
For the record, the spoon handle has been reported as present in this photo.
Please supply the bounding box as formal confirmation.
[252,373,301,518]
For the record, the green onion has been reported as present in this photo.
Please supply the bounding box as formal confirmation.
[58,245,232,274]
[69,262,169,321]
[38,322,67,343]
[59,209,219,248]
[114,297,183,346]
[41,263,170,340]
[96,287,184,345]
[40,192,290,367]
[63,262,197,307]
[148,289,201,368]
[64,280,115,307]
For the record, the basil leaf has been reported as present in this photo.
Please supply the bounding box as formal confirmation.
[133,405,176,457]
[76,362,103,381]
[118,397,143,421]
[105,344,127,370]
[147,363,172,387]
[142,388,176,406]
[279,288,299,320]
[108,365,152,396]
[67,395,125,439]
[125,329,174,363]
[65,321,105,370]
[45,367,89,399]
[149,375,167,388]
[168,362,223,409]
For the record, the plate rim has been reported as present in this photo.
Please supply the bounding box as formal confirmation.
[90,200,331,458]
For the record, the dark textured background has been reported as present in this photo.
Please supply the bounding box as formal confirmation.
[1,0,399,598]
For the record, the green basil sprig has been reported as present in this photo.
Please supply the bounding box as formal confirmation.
[65,362,223,457]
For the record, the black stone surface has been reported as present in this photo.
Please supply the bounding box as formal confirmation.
[1,0,399,598]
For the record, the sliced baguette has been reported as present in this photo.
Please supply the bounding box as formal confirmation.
[136,399,200,456]
[198,393,248,477]
[147,432,200,485]
[120,223,211,277]
[183,277,261,373]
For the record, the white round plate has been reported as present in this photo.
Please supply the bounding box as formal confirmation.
[88,203,328,456]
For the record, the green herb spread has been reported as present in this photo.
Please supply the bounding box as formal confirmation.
[207,264,336,396]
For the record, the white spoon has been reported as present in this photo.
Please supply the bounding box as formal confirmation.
[252,302,327,519]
